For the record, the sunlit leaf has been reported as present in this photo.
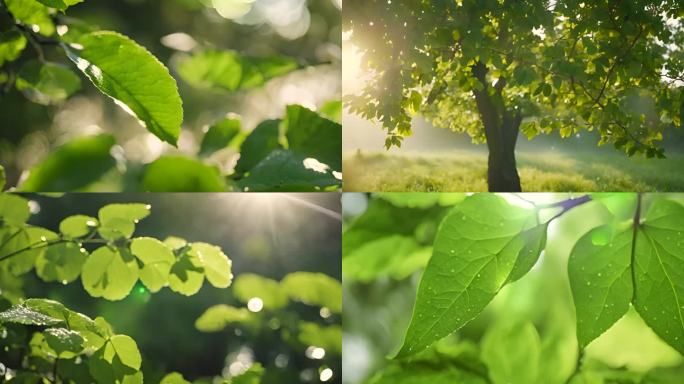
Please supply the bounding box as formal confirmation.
[36,242,89,283]
[141,156,227,192]
[0,30,27,66]
[233,273,287,309]
[59,215,98,238]
[190,242,232,288]
[199,118,243,157]
[482,322,541,384]
[44,327,85,355]
[194,304,253,332]
[97,203,150,241]
[281,272,341,313]
[4,0,55,36]
[284,105,342,170]
[81,246,139,300]
[15,61,81,105]
[130,237,175,292]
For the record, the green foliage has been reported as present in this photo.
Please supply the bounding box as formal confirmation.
[199,118,243,157]
[15,61,81,105]
[284,104,342,171]
[141,156,227,192]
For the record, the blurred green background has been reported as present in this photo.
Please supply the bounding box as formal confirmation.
[13,192,341,383]
[341,193,684,384]
[0,0,341,188]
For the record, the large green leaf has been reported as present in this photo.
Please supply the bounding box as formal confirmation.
[97,203,150,240]
[44,327,85,355]
[194,304,253,332]
[568,224,633,348]
[130,237,175,292]
[177,50,297,91]
[35,242,89,283]
[89,335,142,384]
[634,198,684,354]
[15,61,81,105]
[168,248,204,296]
[0,304,62,326]
[284,105,342,170]
[189,242,231,288]
[481,322,541,384]
[395,194,542,358]
[141,156,226,192]
[280,272,342,312]
[199,118,242,157]
[5,0,55,36]
[0,30,27,66]
[234,119,282,175]
[81,246,139,300]
[233,273,288,309]
[19,134,116,192]
[237,149,340,192]
[65,31,183,145]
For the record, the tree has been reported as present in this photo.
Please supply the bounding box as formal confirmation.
[344,0,684,192]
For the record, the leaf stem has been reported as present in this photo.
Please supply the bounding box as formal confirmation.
[0,236,108,263]
[537,195,592,222]
[630,193,643,302]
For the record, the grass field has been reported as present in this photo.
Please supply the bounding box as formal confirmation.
[342,150,684,192]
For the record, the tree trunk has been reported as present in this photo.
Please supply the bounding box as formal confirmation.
[471,63,522,192]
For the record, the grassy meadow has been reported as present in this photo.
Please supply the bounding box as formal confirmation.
[342,149,684,192]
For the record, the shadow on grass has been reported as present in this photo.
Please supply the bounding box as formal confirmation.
[343,150,684,192]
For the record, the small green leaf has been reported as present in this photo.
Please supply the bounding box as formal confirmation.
[97,203,150,240]
[59,215,98,238]
[160,372,191,384]
[177,50,297,91]
[130,237,175,292]
[0,193,31,225]
[298,322,342,354]
[199,118,242,157]
[44,327,85,355]
[194,304,252,332]
[634,198,684,354]
[65,31,183,145]
[395,194,540,358]
[15,61,81,105]
[109,335,142,370]
[284,105,342,171]
[0,30,27,66]
[4,0,55,36]
[18,134,116,192]
[168,248,204,296]
[482,322,541,384]
[281,272,342,312]
[0,304,62,326]
[81,246,139,300]
[234,119,282,175]
[189,242,232,288]
[568,224,632,348]
[141,156,227,192]
[233,273,288,309]
[237,149,341,192]
[36,242,89,283]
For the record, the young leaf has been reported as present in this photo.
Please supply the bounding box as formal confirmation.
[44,327,85,355]
[177,50,297,91]
[281,272,342,313]
[568,224,633,348]
[15,61,81,105]
[237,149,340,192]
[0,304,62,326]
[634,198,684,354]
[234,119,282,175]
[130,237,175,292]
[189,242,232,288]
[59,215,98,238]
[65,31,183,145]
[395,194,541,358]
[284,105,342,170]
[141,156,227,192]
[195,304,253,332]
[97,203,150,240]
[233,273,288,309]
[36,242,89,283]
[81,246,139,300]
[18,134,116,192]
[168,248,204,296]
[481,322,541,384]
[199,118,242,157]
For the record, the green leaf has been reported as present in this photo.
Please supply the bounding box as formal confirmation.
[177,50,297,91]
[368,364,487,384]
[194,304,253,332]
[44,327,85,355]
[0,193,31,225]
[199,118,242,157]
[59,215,98,238]
[506,224,548,283]
[234,119,282,175]
[34,0,67,9]
[395,194,541,358]
[319,100,342,123]
[36,242,88,283]
[634,198,684,354]
[141,156,227,192]
[298,322,342,354]
[160,372,191,384]
[377,193,447,208]
[0,227,58,275]
[89,335,142,384]
[0,304,62,326]
[23,298,107,343]
[233,273,288,309]
[231,363,264,384]
[81,246,139,300]
[481,322,541,384]
[237,149,341,192]
[97,203,150,241]
[281,272,342,312]
[109,335,141,370]
[18,134,116,192]
[65,31,183,145]
[342,235,421,282]
[0,165,5,190]
[189,242,232,288]
[5,0,55,36]
[168,247,204,296]
[568,224,633,348]
[15,61,81,105]
[284,105,342,170]
[130,237,175,292]
[0,30,27,66]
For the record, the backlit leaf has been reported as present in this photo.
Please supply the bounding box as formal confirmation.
[281,272,341,312]
[233,273,287,309]
[36,242,89,283]
[81,246,139,300]
[194,304,253,332]
[141,156,227,192]
[284,105,342,171]
[130,237,175,292]
[190,242,232,288]
[15,61,81,105]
